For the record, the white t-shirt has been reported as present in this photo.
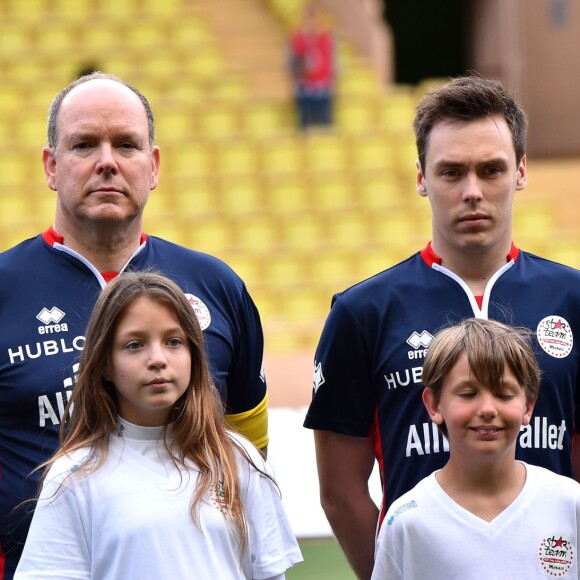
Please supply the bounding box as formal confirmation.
[15,419,302,579]
[372,463,580,580]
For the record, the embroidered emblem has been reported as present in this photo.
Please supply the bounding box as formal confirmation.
[184,294,211,330]
[537,316,573,359]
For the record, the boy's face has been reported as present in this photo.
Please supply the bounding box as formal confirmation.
[423,351,534,461]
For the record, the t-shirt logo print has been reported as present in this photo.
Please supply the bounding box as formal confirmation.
[538,534,574,576]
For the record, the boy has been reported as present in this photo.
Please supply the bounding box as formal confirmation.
[371,318,580,579]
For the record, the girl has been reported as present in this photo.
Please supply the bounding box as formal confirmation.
[15,271,302,579]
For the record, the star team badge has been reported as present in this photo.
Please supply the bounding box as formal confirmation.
[538,534,574,576]
[184,294,211,330]
[536,316,573,359]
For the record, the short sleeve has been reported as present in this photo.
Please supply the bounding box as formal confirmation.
[304,295,376,436]
[15,464,91,579]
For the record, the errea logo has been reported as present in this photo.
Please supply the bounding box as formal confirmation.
[37,307,68,335]
[406,330,433,360]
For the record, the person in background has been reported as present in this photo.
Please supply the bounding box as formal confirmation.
[289,1,336,130]
[304,75,580,579]
[0,72,268,578]
[15,272,302,579]
[372,318,580,579]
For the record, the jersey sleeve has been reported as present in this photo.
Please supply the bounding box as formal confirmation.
[224,284,268,449]
[236,438,303,579]
[304,295,376,436]
[15,464,91,579]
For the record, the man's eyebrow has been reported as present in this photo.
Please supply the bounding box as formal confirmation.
[432,157,510,168]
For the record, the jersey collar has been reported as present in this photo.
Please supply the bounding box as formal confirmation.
[41,227,149,282]
[420,241,519,267]
[42,226,148,247]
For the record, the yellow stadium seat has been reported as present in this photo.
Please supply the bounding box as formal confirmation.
[171,18,212,47]
[303,133,348,173]
[264,174,311,214]
[356,171,402,210]
[310,172,354,212]
[215,139,259,177]
[235,214,278,251]
[336,97,378,135]
[349,133,396,173]
[196,105,240,139]
[172,178,219,219]
[218,175,264,216]
[326,214,368,250]
[380,93,417,136]
[156,111,197,143]
[184,217,234,255]
[243,102,287,138]
[263,252,307,289]
[281,214,324,251]
[260,136,305,176]
[169,141,215,179]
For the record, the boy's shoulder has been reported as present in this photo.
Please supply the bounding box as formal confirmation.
[384,472,435,524]
[525,463,580,495]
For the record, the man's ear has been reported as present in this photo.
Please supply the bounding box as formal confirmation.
[42,147,58,192]
[416,160,427,197]
[516,154,527,191]
[422,387,443,425]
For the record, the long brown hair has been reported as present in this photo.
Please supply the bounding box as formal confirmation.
[47,271,258,550]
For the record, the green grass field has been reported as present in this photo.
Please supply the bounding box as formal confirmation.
[287,537,356,579]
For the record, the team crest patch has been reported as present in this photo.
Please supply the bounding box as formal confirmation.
[537,316,573,359]
[184,294,211,330]
[538,534,574,576]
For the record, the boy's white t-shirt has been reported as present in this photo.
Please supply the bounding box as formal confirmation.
[372,463,580,580]
[15,420,302,580]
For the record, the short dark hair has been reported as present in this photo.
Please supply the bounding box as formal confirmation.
[47,71,155,149]
[413,75,528,171]
[422,318,540,438]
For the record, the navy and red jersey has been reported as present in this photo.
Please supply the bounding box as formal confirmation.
[0,230,266,579]
[304,243,580,521]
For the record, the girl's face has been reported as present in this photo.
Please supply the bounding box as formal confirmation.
[106,296,191,426]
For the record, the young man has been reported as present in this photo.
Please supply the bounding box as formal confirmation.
[304,76,580,579]
[0,73,268,579]
[371,318,580,579]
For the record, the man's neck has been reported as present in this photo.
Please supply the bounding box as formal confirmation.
[53,221,144,273]
[433,242,513,296]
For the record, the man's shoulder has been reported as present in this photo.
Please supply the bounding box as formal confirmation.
[519,250,580,279]
[145,236,242,280]
[333,251,424,307]
[0,235,42,264]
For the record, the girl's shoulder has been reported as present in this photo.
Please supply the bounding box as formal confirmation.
[45,447,96,485]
